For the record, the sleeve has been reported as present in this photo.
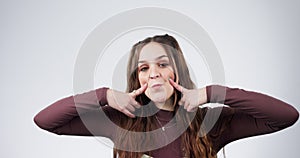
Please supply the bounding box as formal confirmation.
[206,85,299,151]
[33,87,121,139]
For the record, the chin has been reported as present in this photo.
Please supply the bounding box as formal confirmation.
[148,94,167,103]
[146,92,173,104]
[151,98,167,104]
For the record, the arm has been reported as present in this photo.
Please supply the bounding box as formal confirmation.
[206,85,299,151]
[33,87,119,138]
[34,83,148,138]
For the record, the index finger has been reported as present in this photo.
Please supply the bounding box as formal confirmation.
[168,78,186,93]
[133,83,148,96]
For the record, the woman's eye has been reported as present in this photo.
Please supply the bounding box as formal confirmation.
[139,67,148,72]
[159,63,169,67]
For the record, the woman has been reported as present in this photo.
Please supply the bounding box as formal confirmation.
[34,34,299,158]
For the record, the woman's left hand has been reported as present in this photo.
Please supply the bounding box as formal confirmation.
[169,79,207,112]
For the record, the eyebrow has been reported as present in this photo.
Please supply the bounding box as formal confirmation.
[138,55,168,63]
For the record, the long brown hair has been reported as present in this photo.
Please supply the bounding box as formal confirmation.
[113,34,217,158]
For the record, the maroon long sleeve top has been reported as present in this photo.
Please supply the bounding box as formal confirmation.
[34,85,299,157]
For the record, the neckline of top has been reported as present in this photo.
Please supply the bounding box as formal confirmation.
[155,108,175,121]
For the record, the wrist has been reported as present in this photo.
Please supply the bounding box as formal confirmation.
[205,85,227,103]
[95,87,110,106]
[199,87,208,105]
[106,89,113,106]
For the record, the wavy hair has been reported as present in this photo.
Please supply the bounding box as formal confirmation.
[113,34,218,158]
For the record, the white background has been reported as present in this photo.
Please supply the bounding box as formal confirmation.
[1,0,299,158]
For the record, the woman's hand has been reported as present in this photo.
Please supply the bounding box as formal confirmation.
[169,79,207,112]
[106,84,148,118]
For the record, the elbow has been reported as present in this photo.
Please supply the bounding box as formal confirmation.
[269,106,299,131]
[281,106,299,128]
[33,115,61,135]
[33,113,54,132]
[33,113,67,136]
[33,113,48,131]
[288,107,299,126]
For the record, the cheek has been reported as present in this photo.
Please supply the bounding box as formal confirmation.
[162,69,175,81]
[138,73,147,85]
[163,70,175,91]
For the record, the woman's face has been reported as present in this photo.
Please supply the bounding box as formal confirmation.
[137,42,175,104]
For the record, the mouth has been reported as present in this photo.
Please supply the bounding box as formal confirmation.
[150,83,163,89]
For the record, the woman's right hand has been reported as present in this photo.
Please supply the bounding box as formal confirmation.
[106,84,148,118]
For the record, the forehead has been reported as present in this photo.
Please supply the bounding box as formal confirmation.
[138,42,168,61]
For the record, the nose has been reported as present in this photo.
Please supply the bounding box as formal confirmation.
[149,65,161,79]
